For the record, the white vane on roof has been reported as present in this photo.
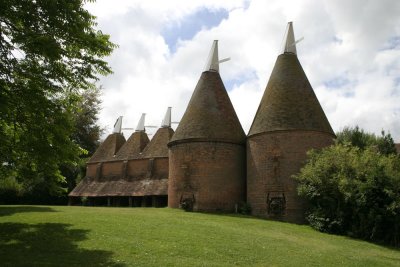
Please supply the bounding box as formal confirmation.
[135,113,146,132]
[204,40,230,72]
[161,107,172,128]
[112,116,123,133]
[282,22,304,55]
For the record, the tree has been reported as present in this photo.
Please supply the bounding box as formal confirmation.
[72,86,103,156]
[63,86,104,193]
[294,128,400,247]
[0,0,116,202]
[336,126,397,155]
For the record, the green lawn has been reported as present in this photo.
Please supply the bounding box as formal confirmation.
[0,206,399,266]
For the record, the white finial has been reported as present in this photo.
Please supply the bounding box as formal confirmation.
[205,40,219,72]
[112,116,123,133]
[204,40,230,72]
[282,22,297,54]
[135,113,146,132]
[161,107,172,128]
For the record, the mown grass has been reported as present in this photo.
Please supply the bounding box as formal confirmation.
[0,206,399,266]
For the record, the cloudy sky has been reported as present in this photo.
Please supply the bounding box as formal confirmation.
[86,0,400,142]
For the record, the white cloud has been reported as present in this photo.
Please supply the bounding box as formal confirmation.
[87,0,400,142]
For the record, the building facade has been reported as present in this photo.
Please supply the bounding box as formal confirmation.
[70,22,335,224]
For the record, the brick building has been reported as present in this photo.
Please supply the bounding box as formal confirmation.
[168,40,246,212]
[70,22,335,223]
[69,111,174,207]
[247,22,335,223]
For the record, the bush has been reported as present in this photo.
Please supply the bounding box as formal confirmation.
[0,175,23,204]
[294,144,400,247]
[237,202,252,215]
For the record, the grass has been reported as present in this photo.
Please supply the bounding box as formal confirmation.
[0,206,399,266]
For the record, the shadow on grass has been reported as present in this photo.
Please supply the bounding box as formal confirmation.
[0,222,126,267]
[0,206,57,217]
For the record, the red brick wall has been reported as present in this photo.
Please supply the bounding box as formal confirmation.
[153,158,169,179]
[102,161,124,180]
[247,130,334,223]
[127,159,148,180]
[85,157,169,183]
[86,163,98,179]
[168,142,246,212]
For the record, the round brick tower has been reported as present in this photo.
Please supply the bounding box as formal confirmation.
[247,22,335,223]
[168,41,246,212]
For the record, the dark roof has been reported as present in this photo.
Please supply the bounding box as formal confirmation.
[170,71,246,145]
[248,53,334,136]
[88,133,126,163]
[140,127,174,158]
[68,178,168,197]
[395,143,400,153]
[114,131,149,160]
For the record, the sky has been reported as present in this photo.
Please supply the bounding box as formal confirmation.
[86,0,400,142]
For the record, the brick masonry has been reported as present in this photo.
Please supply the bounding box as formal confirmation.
[247,130,334,223]
[168,142,246,212]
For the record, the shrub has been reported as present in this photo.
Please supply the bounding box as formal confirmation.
[294,144,400,247]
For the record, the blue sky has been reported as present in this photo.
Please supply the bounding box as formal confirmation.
[161,8,229,53]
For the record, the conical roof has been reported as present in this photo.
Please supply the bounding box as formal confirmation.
[141,127,175,158]
[170,72,245,145]
[88,133,126,163]
[114,131,150,160]
[114,114,150,160]
[169,41,245,145]
[248,53,334,136]
[249,22,333,137]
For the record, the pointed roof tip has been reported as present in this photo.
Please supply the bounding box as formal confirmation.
[135,113,146,132]
[204,40,219,72]
[112,116,123,133]
[282,21,297,55]
[161,107,172,128]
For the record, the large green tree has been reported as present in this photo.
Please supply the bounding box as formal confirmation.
[0,0,115,201]
[295,128,400,246]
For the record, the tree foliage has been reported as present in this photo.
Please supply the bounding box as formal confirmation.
[71,86,103,156]
[63,86,104,194]
[336,126,397,155]
[0,0,115,202]
[295,128,400,247]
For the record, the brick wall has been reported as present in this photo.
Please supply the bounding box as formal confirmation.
[86,157,169,183]
[127,159,148,180]
[168,142,246,212]
[102,161,124,181]
[247,130,334,223]
[153,158,169,179]
[86,163,98,179]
